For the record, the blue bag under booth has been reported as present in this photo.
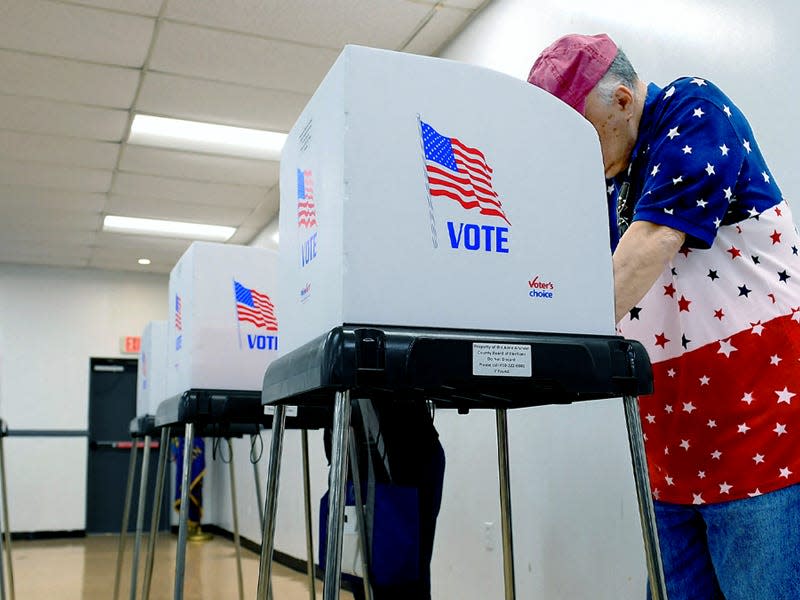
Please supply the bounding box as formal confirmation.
[319,482,420,586]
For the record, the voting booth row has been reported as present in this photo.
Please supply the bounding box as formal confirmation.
[116,46,666,600]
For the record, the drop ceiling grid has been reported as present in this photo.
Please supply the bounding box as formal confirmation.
[0,0,490,273]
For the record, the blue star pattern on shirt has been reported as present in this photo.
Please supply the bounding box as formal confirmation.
[610,78,781,250]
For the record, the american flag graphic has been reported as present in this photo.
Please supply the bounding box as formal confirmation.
[420,120,510,225]
[234,281,278,331]
[174,295,182,331]
[297,168,317,229]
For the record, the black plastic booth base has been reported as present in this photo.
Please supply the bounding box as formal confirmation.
[255,325,666,600]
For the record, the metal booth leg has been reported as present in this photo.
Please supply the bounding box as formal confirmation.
[256,405,287,600]
[0,434,14,600]
[623,395,668,600]
[0,482,5,600]
[495,408,516,600]
[323,391,352,600]
[347,426,373,600]
[173,422,195,600]
[226,439,245,600]
[113,439,139,600]
[252,434,265,528]
[142,426,170,600]
[129,434,152,600]
[301,429,318,600]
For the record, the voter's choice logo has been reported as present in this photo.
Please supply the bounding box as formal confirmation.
[233,280,279,351]
[419,118,510,253]
[527,275,556,300]
[300,282,312,303]
[297,168,318,268]
[174,294,183,350]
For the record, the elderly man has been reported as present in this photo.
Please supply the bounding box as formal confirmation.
[529,33,800,599]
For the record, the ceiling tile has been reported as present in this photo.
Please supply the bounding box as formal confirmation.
[0,255,90,269]
[402,6,472,55]
[136,72,307,131]
[65,0,165,16]
[93,231,195,253]
[0,0,156,67]
[0,239,93,263]
[0,131,120,169]
[86,255,174,274]
[0,227,97,244]
[0,0,488,275]
[0,160,112,193]
[438,0,488,9]
[0,94,129,141]
[0,208,101,230]
[0,186,106,212]
[89,232,191,272]
[106,194,252,227]
[89,244,185,260]
[119,146,279,186]
[0,49,140,108]
[112,172,269,209]
[150,21,339,94]
[165,0,434,49]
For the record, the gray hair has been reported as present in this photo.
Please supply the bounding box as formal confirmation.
[594,48,639,104]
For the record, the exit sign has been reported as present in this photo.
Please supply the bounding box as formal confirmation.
[121,336,141,354]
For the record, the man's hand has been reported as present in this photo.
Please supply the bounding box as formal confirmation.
[613,220,686,324]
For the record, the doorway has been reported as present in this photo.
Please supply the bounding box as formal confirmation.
[86,357,168,533]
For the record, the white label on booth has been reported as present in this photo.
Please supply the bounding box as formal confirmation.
[264,405,299,418]
[472,343,532,377]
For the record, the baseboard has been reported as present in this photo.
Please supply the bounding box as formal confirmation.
[10,529,86,541]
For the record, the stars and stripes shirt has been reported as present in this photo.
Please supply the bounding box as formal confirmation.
[610,78,800,505]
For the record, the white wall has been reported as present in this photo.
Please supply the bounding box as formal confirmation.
[0,264,167,530]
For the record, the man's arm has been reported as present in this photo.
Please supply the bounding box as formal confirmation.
[613,220,686,324]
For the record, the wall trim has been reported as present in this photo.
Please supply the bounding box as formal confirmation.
[7,430,88,437]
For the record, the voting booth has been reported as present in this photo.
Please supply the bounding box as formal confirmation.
[277,47,614,358]
[151,241,324,600]
[166,241,280,395]
[137,321,168,420]
[113,320,169,600]
[256,45,664,600]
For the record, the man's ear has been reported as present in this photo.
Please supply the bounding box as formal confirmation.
[614,85,634,112]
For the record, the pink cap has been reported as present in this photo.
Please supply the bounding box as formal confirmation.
[527,33,618,114]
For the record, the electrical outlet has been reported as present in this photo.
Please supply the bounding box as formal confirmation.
[482,521,496,550]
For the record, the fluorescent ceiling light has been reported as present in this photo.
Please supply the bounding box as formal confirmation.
[128,114,287,160]
[104,215,235,242]
[137,258,151,265]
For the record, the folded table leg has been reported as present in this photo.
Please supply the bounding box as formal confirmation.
[173,422,194,600]
[142,426,170,600]
[0,434,13,600]
[301,429,318,600]
[129,434,152,600]
[256,404,287,599]
[496,408,516,600]
[113,440,138,600]
[323,391,352,599]
[227,439,245,600]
